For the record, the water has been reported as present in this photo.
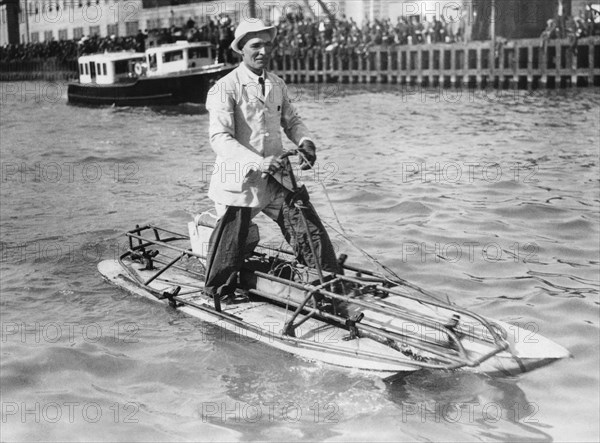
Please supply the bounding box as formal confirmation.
[1,82,598,442]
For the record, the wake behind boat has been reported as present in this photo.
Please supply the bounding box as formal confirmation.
[98,216,570,378]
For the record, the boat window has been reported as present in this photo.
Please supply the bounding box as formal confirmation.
[84,63,89,75]
[148,53,157,70]
[96,63,102,75]
[188,47,209,59]
[114,60,131,74]
[163,50,184,63]
[79,63,84,75]
[103,63,107,76]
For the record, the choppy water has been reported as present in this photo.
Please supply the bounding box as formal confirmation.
[1,82,599,442]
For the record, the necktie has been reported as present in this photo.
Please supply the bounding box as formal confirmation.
[258,76,265,96]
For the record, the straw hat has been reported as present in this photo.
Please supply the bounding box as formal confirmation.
[230,19,277,54]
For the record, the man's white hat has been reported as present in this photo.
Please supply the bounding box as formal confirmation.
[230,19,277,54]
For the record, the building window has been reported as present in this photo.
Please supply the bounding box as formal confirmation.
[146,18,161,30]
[73,27,84,39]
[102,63,107,75]
[89,25,100,36]
[125,21,139,36]
[44,30,53,41]
[58,29,68,40]
[107,23,118,37]
[31,31,39,42]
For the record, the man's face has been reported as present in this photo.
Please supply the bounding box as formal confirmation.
[240,31,273,74]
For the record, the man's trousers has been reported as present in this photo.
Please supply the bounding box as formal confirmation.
[204,181,339,298]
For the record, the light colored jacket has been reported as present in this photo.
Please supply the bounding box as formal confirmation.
[205,63,311,207]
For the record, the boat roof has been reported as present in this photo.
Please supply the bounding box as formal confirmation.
[145,40,213,55]
[77,41,214,63]
[78,51,145,63]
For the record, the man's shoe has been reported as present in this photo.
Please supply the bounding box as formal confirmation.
[220,290,249,305]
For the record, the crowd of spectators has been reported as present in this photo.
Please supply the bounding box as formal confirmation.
[2,6,599,64]
[540,4,600,49]
[0,10,467,64]
[270,11,467,61]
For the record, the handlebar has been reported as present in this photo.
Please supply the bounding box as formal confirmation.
[260,150,298,179]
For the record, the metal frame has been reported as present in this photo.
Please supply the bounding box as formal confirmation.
[115,224,512,371]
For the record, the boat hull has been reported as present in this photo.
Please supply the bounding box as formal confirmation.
[67,65,235,106]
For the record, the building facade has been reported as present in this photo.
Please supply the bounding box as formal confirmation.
[5,0,594,45]
[1,0,20,44]
[467,0,599,41]
[7,0,473,45]
[340,0,469,22]
[14,0,145,44]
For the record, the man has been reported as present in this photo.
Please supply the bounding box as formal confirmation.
[217,14,234,63]
[204,19,339,302]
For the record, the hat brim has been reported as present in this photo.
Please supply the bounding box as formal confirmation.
[231,26,277,54]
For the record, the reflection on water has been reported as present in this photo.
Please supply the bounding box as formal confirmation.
[0,83,598,442]
[386,371,551,442]
[68,102,208,116]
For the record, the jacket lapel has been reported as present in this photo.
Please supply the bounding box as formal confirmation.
[239,64,264,104]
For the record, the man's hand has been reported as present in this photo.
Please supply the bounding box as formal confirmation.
[298,140,317,170]
[260,155,287,177]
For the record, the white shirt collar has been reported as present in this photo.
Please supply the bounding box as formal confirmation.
[240,63,266,83]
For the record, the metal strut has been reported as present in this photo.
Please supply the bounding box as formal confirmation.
[282,278,338,336]
[284,154,326,285]
[278,153,332,336]
[117,224,512,370]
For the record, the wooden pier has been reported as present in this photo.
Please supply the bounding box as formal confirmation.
[272,36,600,89]
[1,37,599,88]
[0,58,78,81]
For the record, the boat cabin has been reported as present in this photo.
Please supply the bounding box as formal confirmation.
[144,41,217,77]
[77,52,145,85]
[75,42,221,85]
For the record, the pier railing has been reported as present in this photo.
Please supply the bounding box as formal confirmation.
[0,58,79,81]
[271,36,600,89]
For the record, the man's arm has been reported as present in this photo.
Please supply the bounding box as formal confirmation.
[280,82,317,170]
[280,81,312,147]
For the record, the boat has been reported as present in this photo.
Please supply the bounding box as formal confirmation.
[67,41,235,106]
[98,156,570,378]
[98,219,570,378]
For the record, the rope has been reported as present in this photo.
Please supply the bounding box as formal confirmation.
[296,149,447,305]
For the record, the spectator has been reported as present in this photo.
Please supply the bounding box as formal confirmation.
[135,29,147,53]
